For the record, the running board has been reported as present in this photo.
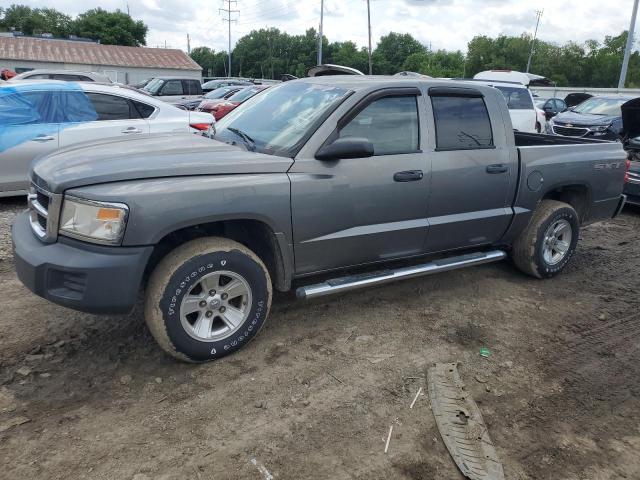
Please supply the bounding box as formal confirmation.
[296,250,507,300]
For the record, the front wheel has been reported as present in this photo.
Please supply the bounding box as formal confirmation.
[512,200,580,279]
[145,237,272,362]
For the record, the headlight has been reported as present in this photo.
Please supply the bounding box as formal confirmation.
[59,197,129,245]
[590,124,611,132]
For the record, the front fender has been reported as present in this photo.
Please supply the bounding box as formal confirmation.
[66,174,293,246]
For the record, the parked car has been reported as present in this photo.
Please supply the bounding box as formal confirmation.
[201,79,253,94]
[10,69,112,83]
[534,97,567,120]
[551,95,636,141]
[622,97,640,206]
[142,77,203,104]
[464,79,538,133]
[12,77,628,362]
[0,81,214,197]
[197,85,268,120]
[176,86,243,111]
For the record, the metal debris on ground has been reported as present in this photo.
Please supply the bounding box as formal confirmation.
[427,363,505,480]
[409,386,423,409]
[250,458,274,480]
[479,347,492,358]
[384,425,393,454]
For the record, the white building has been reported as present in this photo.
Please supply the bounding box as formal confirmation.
[0,35,201,85]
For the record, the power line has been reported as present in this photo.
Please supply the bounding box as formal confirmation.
[526,9,543,73]
[220,0,239,76]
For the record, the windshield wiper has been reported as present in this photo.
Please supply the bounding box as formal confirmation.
[227,127,256,152]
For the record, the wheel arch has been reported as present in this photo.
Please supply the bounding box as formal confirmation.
[144,218,293,292]
[540,182,592,223]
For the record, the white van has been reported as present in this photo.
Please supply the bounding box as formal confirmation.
[471,80,538,133]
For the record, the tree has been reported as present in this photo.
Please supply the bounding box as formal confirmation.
[0,4,72,36]
[372,32,426,74]
[72,8,147,46]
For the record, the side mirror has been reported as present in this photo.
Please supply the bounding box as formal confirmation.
[315,137,374,161]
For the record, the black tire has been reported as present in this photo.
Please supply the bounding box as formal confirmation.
[145,237,272,362]
[512,199,579,279]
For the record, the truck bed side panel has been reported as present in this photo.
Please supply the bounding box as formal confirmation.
[501,142,626,243]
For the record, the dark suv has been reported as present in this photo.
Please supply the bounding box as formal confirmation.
[551,95,635,141]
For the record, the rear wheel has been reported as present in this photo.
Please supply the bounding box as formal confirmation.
[145,237,272,362]
[512,200,579,278]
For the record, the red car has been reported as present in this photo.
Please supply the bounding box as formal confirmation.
[197,85,268,120]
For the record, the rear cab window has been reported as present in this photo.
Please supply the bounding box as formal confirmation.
[430,90,494,151]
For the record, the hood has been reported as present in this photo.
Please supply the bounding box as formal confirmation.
[553,110,619,127]
[622,97,640,139]
[31,133,294,193]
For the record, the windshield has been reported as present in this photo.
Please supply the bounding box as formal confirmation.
[227,87,264,103]
[214,81,349,157]
[205,87,235,99]
[494,86,533,110]
[573,97,627,116]
[143,78,164,95]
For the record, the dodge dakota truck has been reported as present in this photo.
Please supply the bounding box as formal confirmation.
[12,77,628,362]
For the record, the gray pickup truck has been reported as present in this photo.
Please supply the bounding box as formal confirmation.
[12,77,628,362]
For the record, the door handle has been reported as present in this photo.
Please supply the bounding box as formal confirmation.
[121,127,143,134]
[393,170,424,182]
[486,164,509,174]
[31,135,55,142]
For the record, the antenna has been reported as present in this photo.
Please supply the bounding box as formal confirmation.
[318,0,324,65]
[367,0,372,74]
[526,9,543,73]
[220,0,239,77]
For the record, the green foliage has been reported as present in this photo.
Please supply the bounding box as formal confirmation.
[73,8,147,46]
[0,4,147,46]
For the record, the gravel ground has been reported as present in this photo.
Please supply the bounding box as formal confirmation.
[0,199,639,480]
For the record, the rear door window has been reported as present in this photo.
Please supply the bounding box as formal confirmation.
[52,74,92,81]
[132,100,156,119]
[431,95,493,151]
[85,93,141,121]
[161,80,184,96]
[340,95,420,155]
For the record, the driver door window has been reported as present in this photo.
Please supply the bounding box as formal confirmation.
[339,96,420,155]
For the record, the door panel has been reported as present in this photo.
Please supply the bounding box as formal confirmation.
[0,124,60,193]
[424,91,515,252]
[290,93,430,275]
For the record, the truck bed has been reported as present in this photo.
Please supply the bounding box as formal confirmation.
[514,131,610,146]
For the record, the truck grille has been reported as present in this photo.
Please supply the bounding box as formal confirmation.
[27,183,62,243]
[553,125,589,137]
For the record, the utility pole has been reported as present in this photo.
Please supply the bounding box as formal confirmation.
[526,9,543,73]
[220,0,239,77]
[619,0,640,88]
[186,33,191,54]
[317,0,324,65]
[367,0,372,74]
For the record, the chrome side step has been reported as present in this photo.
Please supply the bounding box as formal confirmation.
[296,250,507,300]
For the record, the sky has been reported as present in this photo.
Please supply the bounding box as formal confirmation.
[14,0,639,53]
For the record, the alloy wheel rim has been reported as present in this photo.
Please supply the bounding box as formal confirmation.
[542,219,572,265]
[179,270,252,342]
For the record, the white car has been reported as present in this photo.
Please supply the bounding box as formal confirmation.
[0,81,214,196]
[471,80,538,133]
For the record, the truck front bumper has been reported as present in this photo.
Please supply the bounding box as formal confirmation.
[12,211,153,315]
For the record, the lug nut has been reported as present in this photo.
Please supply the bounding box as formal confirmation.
[219,306,226,313]
[209,289,216,296]
[221,293,228,300]
[199,300,207,307]
[205,310,213,317]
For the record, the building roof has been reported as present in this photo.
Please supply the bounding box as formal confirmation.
[0,36,201,71]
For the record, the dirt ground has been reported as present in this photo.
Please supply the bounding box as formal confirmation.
[0,196,639,480]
